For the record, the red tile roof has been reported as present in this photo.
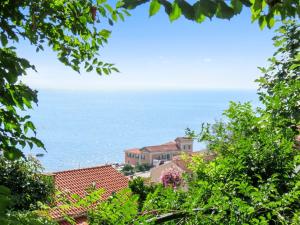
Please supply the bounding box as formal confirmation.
[125,141,180,154]
[143,141,179,153]
[50,165,128,223]
[125,148,141,154]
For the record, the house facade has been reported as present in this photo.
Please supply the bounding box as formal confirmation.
[124,137,193,166]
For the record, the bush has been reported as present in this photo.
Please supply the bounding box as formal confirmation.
[135,164,151,172]
[4,211,58,225]
[121,164,134,176]
[0,155,54,211]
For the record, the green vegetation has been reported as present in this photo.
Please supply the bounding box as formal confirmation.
[121,163,152,175]
[135,163,152,172]
[124,0,299,29]
[0,0,299,224]
[0,156,54,211]
[0,156,56,224]
[129,177,159,210]
[122,164,135,175]
[5,211,57,225]
[0,0,127,221]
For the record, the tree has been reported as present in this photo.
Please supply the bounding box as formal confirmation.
[0,0,128,161]
[0,155,54,211]
[129,177,158,210]
[122,164,135,175]
[124,0,299,29]
[0,0,128,215]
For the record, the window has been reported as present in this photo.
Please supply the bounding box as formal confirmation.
[135,154,139,159]
[141,155,145,160]
[188,145,191,150]
[167,154,170,160]
[183,145,186,150]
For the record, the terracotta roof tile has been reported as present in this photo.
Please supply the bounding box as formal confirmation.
[50,165,128,223]
[124,148,141,154]
[143,142,179,153]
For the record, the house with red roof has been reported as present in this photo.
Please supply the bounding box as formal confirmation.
[150,150,216,184]
[50,165,128,225]
[124,137,194,166]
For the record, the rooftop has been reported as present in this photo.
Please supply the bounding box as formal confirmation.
[50,165,128,222]
[125,140,183,154]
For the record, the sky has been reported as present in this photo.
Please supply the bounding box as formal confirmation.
[19,4,277,91]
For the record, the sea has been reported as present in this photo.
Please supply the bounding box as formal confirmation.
[26,90,260,172]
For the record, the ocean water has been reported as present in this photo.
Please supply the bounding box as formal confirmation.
[27,90,259,172]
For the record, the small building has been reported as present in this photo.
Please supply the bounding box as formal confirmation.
[150,150,216,185]
[124,137,194,166]
[50,165,128,225]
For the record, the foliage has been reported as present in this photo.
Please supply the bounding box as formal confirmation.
[129,177,158,210]
[161,167,182,189]
[87,188,149,225]
[123,0,299,29]
[0,155,54,211]
[0,0,128,215]
[135,163,152,172]
[256,20,300,130]
[4,211,58,225]
[0,0,128,161]
[122,164,135,175]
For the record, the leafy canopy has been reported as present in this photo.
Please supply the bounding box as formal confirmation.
[0,0,128,161]
[0,155,54,211]
[124,0,299,29]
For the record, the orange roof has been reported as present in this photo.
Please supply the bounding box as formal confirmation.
[125,141,180,153]
[143,141,179,153]
[50,165,128,223]
[125,148,141,154]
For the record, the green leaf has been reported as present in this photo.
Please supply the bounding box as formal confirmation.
[258,16,267,30]
[240,0,252,6]
[79,16,87,24]
[99,29,111,39]
[104,4,114,13]
[198,0,217,18]
[178,1,194,20]
[231,0,243,14]
[97,0,107,4]
[149,0,161,17]
[1,33,8,46]
[169,2,181,22]
[4,149,23,160]
[116,1,124,8]
[87,65,93,72]
[266,15,275,28]
[123,0,148,9]
[112,12,118,22]
[216,2,235,19]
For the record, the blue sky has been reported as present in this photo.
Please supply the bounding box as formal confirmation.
[20,4,276,91]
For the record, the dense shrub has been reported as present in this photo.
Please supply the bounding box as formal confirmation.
[0,155,54,211]
[121,164,134,176]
